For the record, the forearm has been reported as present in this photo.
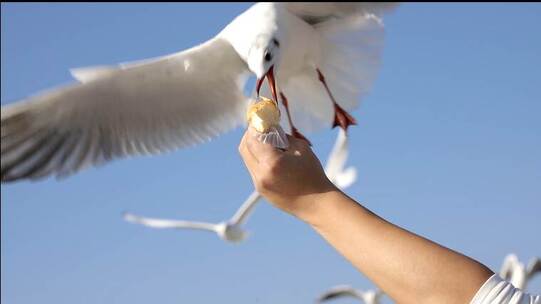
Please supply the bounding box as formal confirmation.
[296,190,493,304]
[238,129,494,303]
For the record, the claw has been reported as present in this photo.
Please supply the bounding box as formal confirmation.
[332,104,357,131]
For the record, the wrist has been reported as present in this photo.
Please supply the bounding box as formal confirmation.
[291,187,345,225]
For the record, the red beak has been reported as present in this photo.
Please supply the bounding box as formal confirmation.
[256,66,278,103]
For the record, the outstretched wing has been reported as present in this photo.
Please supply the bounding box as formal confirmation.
[229,191,262,225]
[284,3,398,25]
[273,3,397,134]
[1,37,250,182]
[123,213,218,232]
[500,253,520,280]
[317,285,362,303]
[324,129,357,189]
[526,257,541,281]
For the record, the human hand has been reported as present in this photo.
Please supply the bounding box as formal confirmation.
[238,128,338,219]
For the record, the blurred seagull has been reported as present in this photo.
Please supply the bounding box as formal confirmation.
[1,3,397,182]
[499,253,541,290]
[317,285,384,304]
[324,129,357,189]
[124,129,358,243]
[124,191,261,244]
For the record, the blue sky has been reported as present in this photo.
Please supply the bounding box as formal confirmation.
[1,3,540,304]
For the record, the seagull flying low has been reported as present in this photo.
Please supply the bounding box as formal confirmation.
[124,128,358,243]
[499,253,541,291]
[1,3,397,182]
[317,285,384,304]
[124,191,261,244]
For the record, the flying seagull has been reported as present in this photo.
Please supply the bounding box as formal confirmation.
[499,253,541,290]
[1,3,397,182]
[124,128,358,243]
[317,285,384,304]
[124,191,261,244]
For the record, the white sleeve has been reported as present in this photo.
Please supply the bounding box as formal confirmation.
[470,274,540,304]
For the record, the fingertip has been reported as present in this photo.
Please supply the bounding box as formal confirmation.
[246,126,261,139]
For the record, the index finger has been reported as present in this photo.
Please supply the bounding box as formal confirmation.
[238,130,260,183]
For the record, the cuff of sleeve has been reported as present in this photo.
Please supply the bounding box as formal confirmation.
[470,273,540,304]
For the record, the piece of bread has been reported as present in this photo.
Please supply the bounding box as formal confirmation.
[246,96,281,133]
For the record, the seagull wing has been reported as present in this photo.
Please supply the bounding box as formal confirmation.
[317,285,362,303]
[123,213,218,232]
[1,37,250,182]
[270,3,397,134]
[324,129,348,180]
[500,253,520,280]
[229,191,262,226]
[284,3,398,25]
[336,167,358,190]
[526,257,541,281]
[374,289,385,300]
[325,129,348,182]
[324,128,357,190]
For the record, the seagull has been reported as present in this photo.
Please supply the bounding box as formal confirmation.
[324,129,357,189]
[499,253,541,290]
[317,285,384,304]
[1,3,397,182]
[124,191,261,244]
[124,128,358,243]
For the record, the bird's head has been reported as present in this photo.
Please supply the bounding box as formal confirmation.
[247,33,281,102]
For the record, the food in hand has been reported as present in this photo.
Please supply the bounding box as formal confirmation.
[246,96,289,149]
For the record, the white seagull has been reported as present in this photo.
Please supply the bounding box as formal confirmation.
[499,253,541,290]
[1,3,397,182]
[124,191,261,244]
[124,128,358,243]
[317,285,384,304]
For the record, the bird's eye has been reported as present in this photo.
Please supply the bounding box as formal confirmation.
[264,51,273,62]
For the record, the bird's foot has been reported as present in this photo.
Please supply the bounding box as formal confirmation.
[291,128,312,146]
[332,104,357,131]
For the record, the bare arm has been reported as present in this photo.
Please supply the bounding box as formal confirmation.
[238,128,493,304]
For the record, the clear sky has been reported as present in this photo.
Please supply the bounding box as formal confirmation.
[1,3,540,304]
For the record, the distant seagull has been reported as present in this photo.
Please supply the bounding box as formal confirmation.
[1,2,397,182]
[124,129,358,243]
[324,129,357,189]
[317,285,384,304]
[499,253,541,290]
[124,191,261,244]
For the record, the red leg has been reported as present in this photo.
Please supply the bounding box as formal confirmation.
[279,92,312,146]
[316,68,357,131]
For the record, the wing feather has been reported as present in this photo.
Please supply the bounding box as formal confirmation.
[284,3,398,25]
[1,38,250,182]
[229,191,262,225]
[124,213,218,232]
[323,129,357,189]
[527,257,541,280]
[317,285,362,302]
